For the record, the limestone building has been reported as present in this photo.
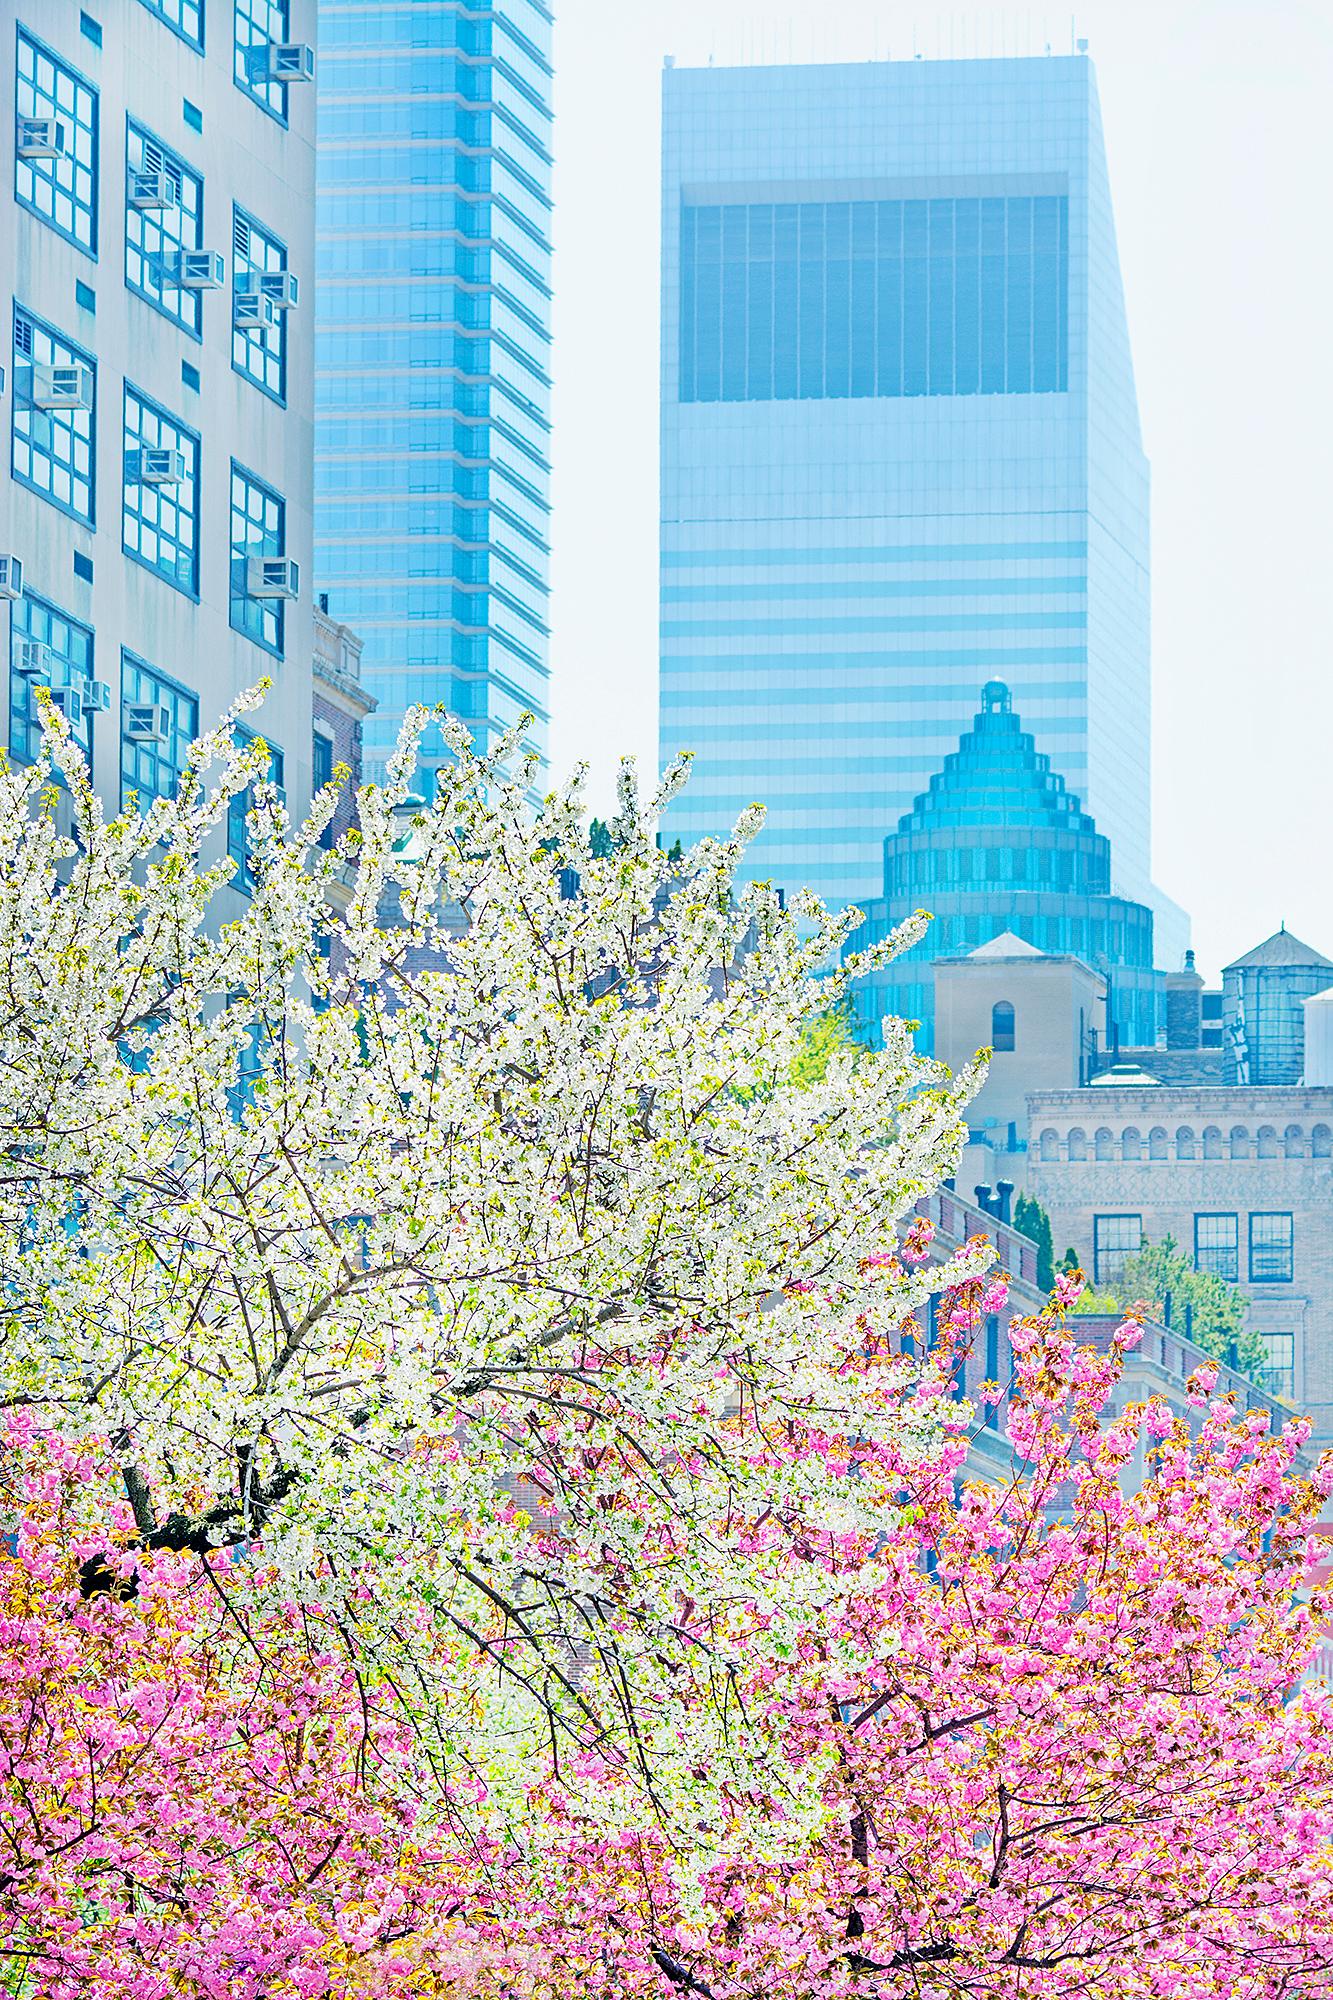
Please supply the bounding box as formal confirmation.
[1025,1086,1333,1443]
[914,1179,1306,1486]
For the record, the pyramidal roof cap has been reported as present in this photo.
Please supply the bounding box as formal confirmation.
[896,680,1101,841]
[1224,926,1333,972]
[968,931,1046,958]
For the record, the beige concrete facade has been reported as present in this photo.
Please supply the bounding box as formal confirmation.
[936,947,1103,1144]
[1,0,316,884]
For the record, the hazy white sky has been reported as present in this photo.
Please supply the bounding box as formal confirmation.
[548,0,1333,983]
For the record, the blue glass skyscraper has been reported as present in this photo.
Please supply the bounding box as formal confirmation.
[659,53,1184,963]
[316,2,553,789]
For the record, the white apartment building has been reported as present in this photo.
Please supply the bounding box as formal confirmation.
[0,0,316,876]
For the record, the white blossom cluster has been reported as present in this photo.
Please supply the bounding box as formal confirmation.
[0,697,984,1844]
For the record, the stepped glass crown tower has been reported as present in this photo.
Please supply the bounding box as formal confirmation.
[845,682,1161,1053]
[659,52,1183,962]
[315,0,553,792]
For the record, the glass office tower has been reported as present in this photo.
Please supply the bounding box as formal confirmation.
[660,53,1185,964]
[316,1,553,790]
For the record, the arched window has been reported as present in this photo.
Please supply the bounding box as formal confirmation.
[1122,1126,1142,1162]
[1230,1126,1250,1160]
[1040,1128,1059,1162]
[1284,1124,1304,1159]
[1257,1126,1279,1159]
[1094,1127,1114,1162]
[1067,1127,1087,1162]
[1175,1126,1196,1161]
[1202,1126,1223,1160]
[1313,1125,1332,1159]
[991,1001,1015,1052]
[1148,1127,1168,1161]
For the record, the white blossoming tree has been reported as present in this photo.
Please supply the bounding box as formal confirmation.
[0,695,983,1859]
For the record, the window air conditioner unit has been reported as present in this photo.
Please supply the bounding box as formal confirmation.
[125,704,171,743]
[30,363,95,412]
[17,117,65,158]
[246,556,299,600]
[85,679,112,713]
[168,250,226,290]
[129,447,187,486]
[48,686,84,727]
[130,169,176,211]
[248,41,316,84]
[233,290,278,330]
[258,271,299,310]
[0,556,22,600]
[12,639,53,679]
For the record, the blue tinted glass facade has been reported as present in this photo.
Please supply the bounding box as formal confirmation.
[315,0,553,792]
[681,196,1068,404]
[660,57,1184,968]
[844,681,1162,1053]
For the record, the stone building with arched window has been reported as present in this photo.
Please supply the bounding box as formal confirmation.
[1026,1080,1333,1446]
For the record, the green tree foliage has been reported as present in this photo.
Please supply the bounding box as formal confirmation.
[789,1003,862,1089]
[1013,1191,1055,1292]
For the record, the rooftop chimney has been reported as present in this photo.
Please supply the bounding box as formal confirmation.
[1165,948,1205,1050]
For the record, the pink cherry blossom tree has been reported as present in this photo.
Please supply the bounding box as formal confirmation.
[5,1281,1333,2000]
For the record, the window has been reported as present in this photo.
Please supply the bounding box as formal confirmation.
[229,463,287,655]
[1066,1127,1086,1162]
[1094,1127,1114,1163]
[1038,1128,1058,1163]
[1249,1213,1293,1285]
[1174,1126,1195,1161]
[125,123,204,337]
[1121,1127,1141,1162]
[15,28,98,254]
[1202,1126,1223,1160]
[120,652,198,807]
[312,727,335,848]
[680,191,1068,404]
[1094,1215,1141,1286]
[1283,1125,1304,1159]
[1194,1213,1239,1283]
[122,387,200,596]
[1257,1126,1279,1160]
[983,1314,1000,1429]
[1148,1127,1168,1161]
[1259,1332,1296,1402]
[232,207,288,401]
[234,0,290,121]
[9,591,94,765]
[228,729,285,892]
[1229,1126,1249,1160]
[136,0,204,51]
[12,308,96,525]
[991,1000,1015,1052]
[1314,1125,1332,1160]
